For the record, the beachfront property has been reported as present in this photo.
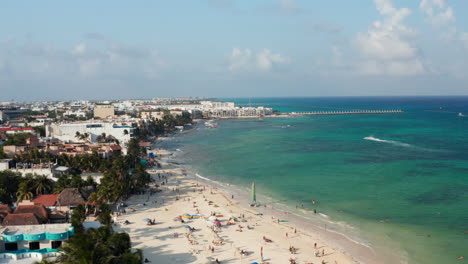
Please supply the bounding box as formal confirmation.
[0,200,74,262]
[0,223,74,263]
[46,122,134,145]
[137,100,272,119]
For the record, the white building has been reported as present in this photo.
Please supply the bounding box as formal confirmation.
[63,110,87,118]
[0,224,73,263]
[46,122,134,145]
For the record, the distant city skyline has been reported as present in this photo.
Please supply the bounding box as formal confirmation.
[1,0,468,101]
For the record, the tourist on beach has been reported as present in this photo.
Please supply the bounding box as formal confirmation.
[322,249,325,256]
[314,242,317,249]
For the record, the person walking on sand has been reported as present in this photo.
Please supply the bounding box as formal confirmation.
[322,249,325,256]
[314,242,317,249]
[286,232,288,238]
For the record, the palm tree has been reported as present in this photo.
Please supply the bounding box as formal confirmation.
[96,202,112,226]
[34,175,53,195]
[33,260,54,264]
[79,133,90,142]
[16,182,33,202]
[75,131,81,141]
[59,226,142,264]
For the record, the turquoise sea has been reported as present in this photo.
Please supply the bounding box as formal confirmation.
[173,97,468,264]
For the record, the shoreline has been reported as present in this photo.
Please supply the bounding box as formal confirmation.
[113,132,401,264]
[161,129,405,264]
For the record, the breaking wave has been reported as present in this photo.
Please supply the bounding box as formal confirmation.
[364,136,413,148]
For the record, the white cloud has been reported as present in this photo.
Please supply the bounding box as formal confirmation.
[228,48,289,72]
[461,32,468,49]
[256,0,301,16]
[419,0,468,52]
[0,38,166,81]
[354,0,425,76]
[72,43,87,55]
[420,0,454,26]
[279,0,299,14]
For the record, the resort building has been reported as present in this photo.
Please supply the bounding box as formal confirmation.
[140,111,165,120]
[45,122,134,145]
[0,223,74,262]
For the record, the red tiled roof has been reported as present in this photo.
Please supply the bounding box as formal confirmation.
[32,194,59,207]
[3,213,41,226]
[0,204,12,219]
[14,205,48,221]
[110,145,122,151]
[139,142,152,147]
[0,127,34,132]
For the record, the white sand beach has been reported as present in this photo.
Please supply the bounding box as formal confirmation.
[114,143,380,264]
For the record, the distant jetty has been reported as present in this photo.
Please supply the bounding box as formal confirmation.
[288,109,404,116]
[216,109,404,119]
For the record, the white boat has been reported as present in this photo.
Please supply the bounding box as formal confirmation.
[205,120,218,128]
[459,113,464,117]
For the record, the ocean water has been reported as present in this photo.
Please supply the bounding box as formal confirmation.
[174,97,468,264]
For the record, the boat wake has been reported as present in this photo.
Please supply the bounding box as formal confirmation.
[364,136,413,148]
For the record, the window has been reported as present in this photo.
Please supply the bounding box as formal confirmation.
[51,240,62,249]
[4,243,18,251]
[29,242,40,250]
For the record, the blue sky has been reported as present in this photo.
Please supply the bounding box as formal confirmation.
[1,0,467,101]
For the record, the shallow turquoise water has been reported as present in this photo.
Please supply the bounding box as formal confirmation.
[177,97,468,264]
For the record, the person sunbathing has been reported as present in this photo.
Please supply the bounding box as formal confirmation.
[263,236,273,242]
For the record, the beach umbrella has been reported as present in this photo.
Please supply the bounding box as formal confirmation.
[143,218,151,222]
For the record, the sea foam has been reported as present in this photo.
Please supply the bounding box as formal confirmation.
[364,136,413,148]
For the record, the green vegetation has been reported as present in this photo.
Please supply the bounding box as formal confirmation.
[33,126,46,137]
[2,133,31,145]
[133,111,192,140]
[0,171,56,204]
[0,146,7,159]
[53,174,95,194]
[60,203,142,264]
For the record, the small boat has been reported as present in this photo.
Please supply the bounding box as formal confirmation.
[459,113,464,117]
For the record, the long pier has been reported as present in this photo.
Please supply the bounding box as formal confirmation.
[289,109,404,116]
